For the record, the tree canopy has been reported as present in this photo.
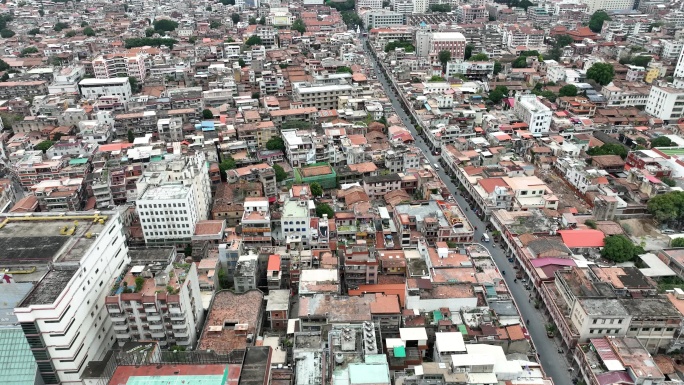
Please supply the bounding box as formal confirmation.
[469,53,489,61]
[554,34,573,48]
[586,143,627,159]
[210,20,222,29]
[125,37,177,49]
[273,164,287,182]
[245,35,262,46]
[586,62,615,86]
[558,84,578,97]
[83,26,95,36]
[20,46,38,57]
[601,235,644,263]
[310,182,323,197]
[35,140,53,153]
[512,56,528,68]
[588,11,611,33]
[153,19,178,32]
[292,18,306,33]
[429,3,451,12]
[27,28,40,35]
[651,136,674,147]
[647,191,684,226]
[315,203,334,218]
[672,238,684,247]
[0,59,8,72]
[336,66,353,74]
[266,137,285,151]
[231,13,241,23]
[202,109,214,119]
[53,22,69,31]
[464,44,474,60]
[384,40,414,53]
[281,120,311,130]
[488,85,509,104]
[0,29,15,38]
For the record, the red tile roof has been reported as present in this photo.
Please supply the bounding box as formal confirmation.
[558,229,605,248]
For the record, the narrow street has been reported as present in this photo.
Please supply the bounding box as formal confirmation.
[364,39,574,385]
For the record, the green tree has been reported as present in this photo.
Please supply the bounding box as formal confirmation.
[428,75,445,82]
[488,85,509,104]
[493,61,502,75]
[464,44,474,60]
[651,136,673,147]
[662,176,677,187]
[0,59,8,72]
[251,92,260,99]
[601,235,644,263]
[555,34,573,48]
[266,137,285,151]
[672,238,684,247]
[38,9,44,16]
[53,22,69,31]
[540,90,557,102]
[0,29,15,38]
[273,164,287,182]
[135,276,145,292]
[245,35,262,46]
[384,40,414,53]
[315,203,334,218]
[219,156,237,179]
[35,140,53,153]
[336,66,353,74]
[586,62,614,86]
[647,191,684,224]
[558,84,578,97]
[429,3,451,11]
[202,109,214,119]
[128,76,138,92]
[188,36,197,44]
[210,20,222,29]
[585,219,597,229]
[81,21,89,27]
[512,56,528,68]
[238,58,246,67]
[281,120,311,130]
[127,129,135,143]
[27,28,40,35]
[438,50,451,74]
[586,143,627,159]
[588,10,611,33]
[83,26,95,36]
[259,17,266,25]
[20,46,38,57]
[153,19,178,32]
[64,30,76,37]
[632,56,652,67]
[469,53,489,61]
[292,18,306,33]
[145,27,155,37]
[231,13,241,24]
[217,268,231,289]
[249,16,257,25]
[310,182,323,197]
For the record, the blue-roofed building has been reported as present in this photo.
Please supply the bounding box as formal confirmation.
[0,281,40,385]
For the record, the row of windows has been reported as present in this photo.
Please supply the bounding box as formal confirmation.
[147,230,191,236]
[139,203,186,208]
[141,216,190,222]
[146,224,190,229]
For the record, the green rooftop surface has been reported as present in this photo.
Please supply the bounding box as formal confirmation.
[657,147,684,156]
[125,375,225,385]
[69,158,89,165]
[433,310,443,321]
[458,324,467,334]
[393,346,406,358]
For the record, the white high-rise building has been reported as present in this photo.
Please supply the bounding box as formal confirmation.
[78,78,132,102]
[513,94,552,136]
[135,153,212,245]
[13,212,129,385]
[580,0,634,13]
[92,53,146,81]
[645,85,684,122]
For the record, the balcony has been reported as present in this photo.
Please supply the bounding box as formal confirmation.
[147,315,161,322]
[107,306,122,314]
[174,330,189,338]
[111,315,126,323]
[115,330,130,338]
[169,307,182,315]
[170,313,185,321]
[172,322,186,329]
[149,323,164,330]
[113,322,129,331]
[144,306,157,313]
[151,331,165,338]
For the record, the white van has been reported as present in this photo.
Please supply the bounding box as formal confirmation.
[433,163,440,170]
[481,234,490,242]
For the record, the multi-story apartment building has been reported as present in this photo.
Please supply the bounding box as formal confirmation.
[394,201,474,246]
[269,107,318,128]
[281,195,314,245]
[356,0,382,10]
[0,81,48,99]
[241,197,272,247]
[234,252,259,293]
[78,78,132,103]
[416,31,467,59]
[342,243,379,288]
[92,53,146,81]
[282,130,316,168]
[15,154,91,189]
[114,110,157,138]
[362,9,405,28]
[503,25,545,49]
[135,153,212,245]
[13,212,129,385]
[457,4,488,23]
[105,258,203,349]
[513,94,552,136]
[225,163,277,199]
[30,178,87,212]
[293,83,354,110]
[580,0,634,13]
[157,117,183,142]
[48,66,86,95]
[602,83,650,107]
[646,84,684,122]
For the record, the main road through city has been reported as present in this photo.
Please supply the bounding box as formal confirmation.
[362,38,574,385]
